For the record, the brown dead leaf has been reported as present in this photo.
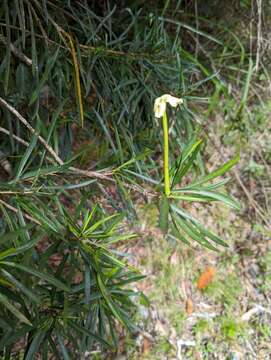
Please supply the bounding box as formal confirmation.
[186,298,194,315]
[197,266,216,290]
[142,337,151,354]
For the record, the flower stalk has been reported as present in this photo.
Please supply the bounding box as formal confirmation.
[162,111,170,196]
[154,94,183,197]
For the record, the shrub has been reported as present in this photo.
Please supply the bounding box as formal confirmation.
[0,1,239,357]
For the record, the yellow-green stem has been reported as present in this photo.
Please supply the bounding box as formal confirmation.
[162,111,170,196]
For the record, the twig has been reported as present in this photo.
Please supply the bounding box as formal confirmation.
[0,191,41,194]
[68,166,113,181]
[0,97,112,181]
[0,126,29,146]
[0,97,64,164]
[0,126,113,180]
[232,167,271,229]
[0,103,157,195]
[0,199,40,225]
[203,128,271,230]
[0,22,175,64]
[242,304,271,321]
[0,34,32,66]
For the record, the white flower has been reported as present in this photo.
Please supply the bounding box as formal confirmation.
[154,94,183,118]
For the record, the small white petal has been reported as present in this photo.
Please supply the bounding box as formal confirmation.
[154,94,183,118]
[154,97,166,118]
[166,94,183,107]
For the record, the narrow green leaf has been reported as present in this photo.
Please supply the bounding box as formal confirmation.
[4,0,11,95]
[29,47,60,105]
[82,205,98,233]
[0,293,32,325]
[83,213,120,236]
[188,155,240,188]
[96,273,123,325]
[199,178,231,190]
[68,320,111,348]
[0,324,31,350]
[1,269,41,303]
[189,219,228,248]
[102,233,137,245]
[1,262,70,291]
[56,334,70,360]
[159,17,223,45]
[15,132,39,179]
[0,234,43,260]
[171,140,202,188]
[0,225,33,246]
[171,205,228,248]
[171,189,240,209]
[27,2,38,76]
[18,200,63,233]
[173,212,218,251]
[25,330,46,360]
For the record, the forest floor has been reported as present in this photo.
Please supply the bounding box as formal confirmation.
[111,101,271,360]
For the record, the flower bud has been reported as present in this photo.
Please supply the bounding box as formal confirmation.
[154,94,183,118]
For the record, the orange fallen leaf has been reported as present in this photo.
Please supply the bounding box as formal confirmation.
[197,266,216,290]
[186,298,194,315]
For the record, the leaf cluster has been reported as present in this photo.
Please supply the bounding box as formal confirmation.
[159,136,240,250]
[0,200,143,358]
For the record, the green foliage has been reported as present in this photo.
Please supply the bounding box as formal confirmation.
[163,136,240,250]
[0,0,242,357]
[0,200,143,357]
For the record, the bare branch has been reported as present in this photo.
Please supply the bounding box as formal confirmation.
[0,126,29,146]
[0,34,32,66]
[0,97,113,181]
[0,199,41,225]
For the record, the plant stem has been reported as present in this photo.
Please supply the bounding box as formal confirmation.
[162,111,170,196]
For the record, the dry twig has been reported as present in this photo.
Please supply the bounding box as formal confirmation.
[0,97,112,181]
[0,198,41,225]
[0,126,29,146]
[0,34,32,66]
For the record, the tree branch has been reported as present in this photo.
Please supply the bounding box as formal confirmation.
[0,34,32,66]
[0,97,113,181]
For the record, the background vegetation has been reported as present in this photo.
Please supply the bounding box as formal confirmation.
[0,0,270,359]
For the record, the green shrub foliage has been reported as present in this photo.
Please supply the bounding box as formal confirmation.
[0,1,239,357]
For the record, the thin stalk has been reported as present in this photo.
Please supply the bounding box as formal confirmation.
[162,111,170,196]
